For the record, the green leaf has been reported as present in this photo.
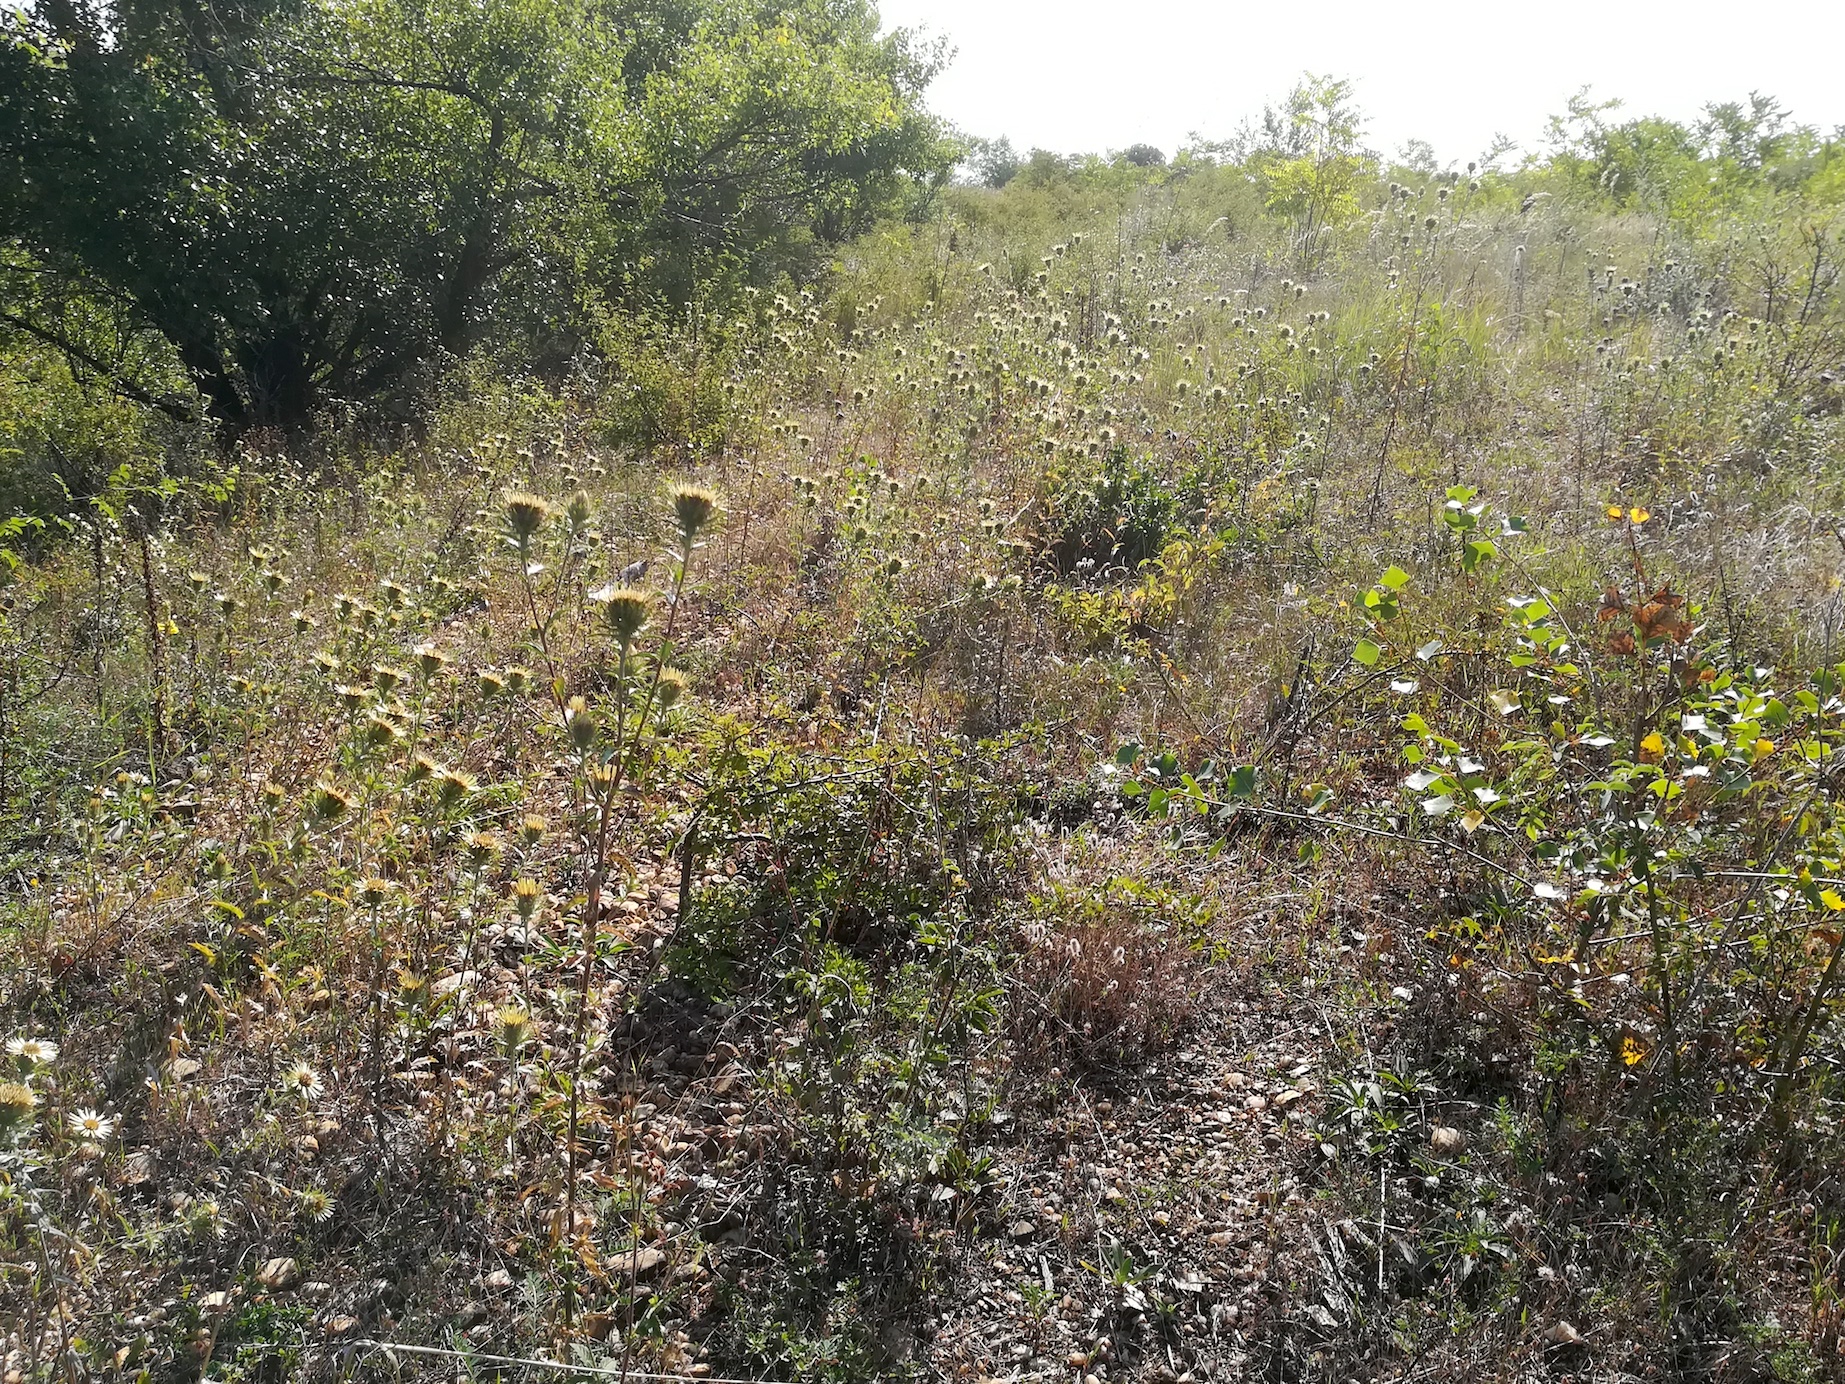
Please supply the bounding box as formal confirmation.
[1115,741,1142,765]
[1353,638,1382,668]
[1378,565,1410,590]
[1228,764,1258,798]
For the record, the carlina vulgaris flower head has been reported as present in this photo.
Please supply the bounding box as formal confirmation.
[0,1081,36,1132]
[282,1062,322,1102]
[502,491,552,549]
[669,483,718,546]
[495,1005,534,1057]
[511,877,543,921]
[413,643,448,682]
[363,713,401,749]
[465,830,501,867]
[517,814,546,847]
[564,695,598,754]
[371,664,405,696]
[590,586,652,648]
[476,669,506,699]
[7,1035,58,1072]
[565,489,593,534]
[335,684,368,714]
[305,782,353,826]
[435,767,477,808]
[504,667,533,697]
[654,667,691,713]
[68,1107,114,1141]
[405,752,439,786]
[358,877,395,908]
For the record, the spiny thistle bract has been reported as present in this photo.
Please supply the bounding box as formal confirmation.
[669,483,718,544]
[502,491,552,548]
[511,877,543,920]
[590,585,652,646]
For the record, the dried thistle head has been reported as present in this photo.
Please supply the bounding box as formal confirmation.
[413,643,448,682]
[476,669,506,699]
[405,752,439,786]
[669,483,718,544]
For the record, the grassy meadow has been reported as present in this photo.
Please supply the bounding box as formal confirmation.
[6,69,1845,1384]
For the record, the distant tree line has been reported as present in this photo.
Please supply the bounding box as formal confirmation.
[0,0,955,434]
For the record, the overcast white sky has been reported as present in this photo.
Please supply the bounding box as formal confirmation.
[876,0,1845,168]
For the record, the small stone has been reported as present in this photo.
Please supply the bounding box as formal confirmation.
[256,1257,300,1291]
[1544,1319,1585,1345]
[324,1316,360,1337]
[1430,1126,1467,1156]
[617,1246,667,1281]
[484,1269,514,1291]
[1009,1220,1037,1241]
[200,1291,235,1314]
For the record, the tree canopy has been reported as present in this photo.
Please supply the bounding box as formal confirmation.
[0,0,954,432]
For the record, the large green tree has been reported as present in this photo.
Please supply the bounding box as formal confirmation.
[0,0,951,432]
